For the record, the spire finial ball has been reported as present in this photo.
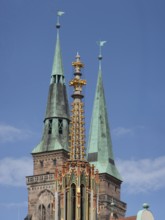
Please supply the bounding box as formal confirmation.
[56,23,60,29]
[98,55,103,60]
[143,203,149,209]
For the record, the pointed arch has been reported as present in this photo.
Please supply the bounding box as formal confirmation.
[38,189,54,198]
[80,171,86,185]
[36,189,54,220]
[70,172,76,185]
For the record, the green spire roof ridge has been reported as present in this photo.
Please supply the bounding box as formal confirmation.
[87,68,122,181]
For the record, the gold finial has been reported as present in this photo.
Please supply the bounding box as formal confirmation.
[72,52,84,74]
[70,53,86,94]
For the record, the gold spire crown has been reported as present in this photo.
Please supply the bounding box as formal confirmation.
[69,53,86,160]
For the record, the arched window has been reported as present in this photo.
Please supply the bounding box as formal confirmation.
[80,184,85,220]
[38,204,46,220]
[71,184,76,220]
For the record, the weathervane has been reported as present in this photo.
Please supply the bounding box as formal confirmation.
[56,11,65,28]
[97,40,107,69]
[97,41,107,59]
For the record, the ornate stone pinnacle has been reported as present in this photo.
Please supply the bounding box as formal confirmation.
[69,54,86,161]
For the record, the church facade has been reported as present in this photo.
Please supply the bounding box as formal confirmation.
[25,12,126,220]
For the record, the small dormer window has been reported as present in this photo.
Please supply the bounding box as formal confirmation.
[48,119,52,134]
[53,75,65,84]
[58,119,63,134]
[57,75,61,83]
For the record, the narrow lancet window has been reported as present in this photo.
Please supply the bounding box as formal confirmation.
[38,204,46,220]
[48,119,52,134]
[58,119,63,134]
[71,184,76,220]
[57,75,60,83]
[65,190,68,220]
[47,203,53,220]
[80,184,85,220]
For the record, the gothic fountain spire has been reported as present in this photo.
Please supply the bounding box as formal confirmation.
[69,53,86,160]
[54,53,100,220]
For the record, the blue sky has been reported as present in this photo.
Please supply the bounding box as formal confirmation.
[0,0,165,219]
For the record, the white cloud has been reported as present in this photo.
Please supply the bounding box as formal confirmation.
[116,156,165,194]
[112,126,133,137]
[0,157,32,187]
[0,124,33,143]
[1,154,165,195]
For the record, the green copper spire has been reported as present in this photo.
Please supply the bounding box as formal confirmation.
[51,11,65,82]
[87,42,122,181]
[32,11,70,153]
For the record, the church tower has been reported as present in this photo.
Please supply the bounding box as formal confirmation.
[87,43,126,219]
[26,12,70,220]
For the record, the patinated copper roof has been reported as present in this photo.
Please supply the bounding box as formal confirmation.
[87,54,122,181]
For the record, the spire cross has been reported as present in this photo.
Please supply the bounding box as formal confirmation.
[56,11,65,29]
[97,40,107,69]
